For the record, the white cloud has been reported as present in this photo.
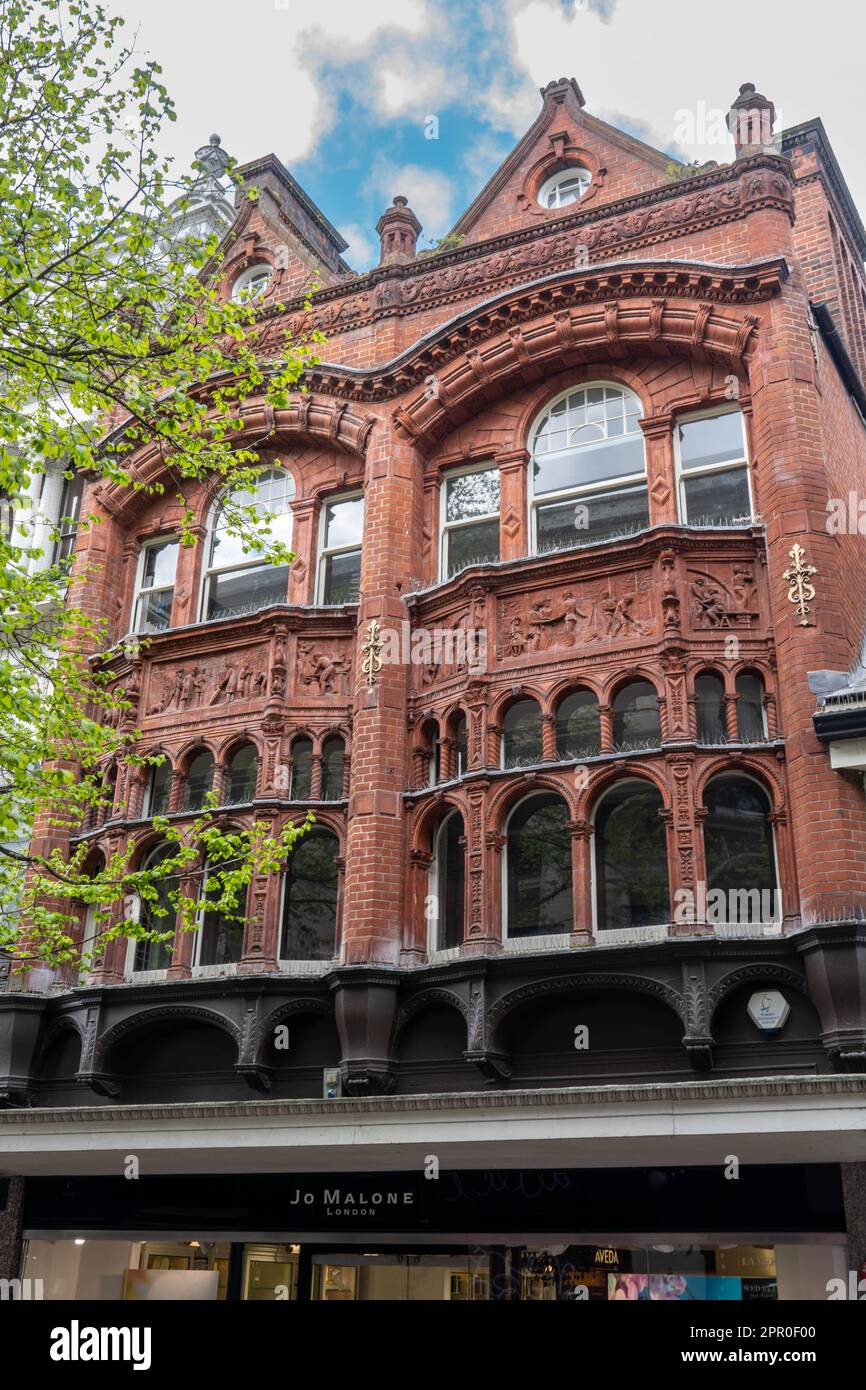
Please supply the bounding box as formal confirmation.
[364,161,456,241]
[339,223,380,273]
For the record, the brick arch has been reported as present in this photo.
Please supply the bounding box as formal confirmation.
[33,1014,85,1070]
[585,762,672,820]
[254,998,335,1067]
[487,973,685,1052]
[603,667,664,705]
[488,684,547,726]
[547,674,604,711]
[487,772,579,835]
[706,963,811,1025]
[519,371,652,455]
[409,791,470,855]
[94,1004,241,1071]
[392,987,468,1047]
[693,754,786,814]
[285,810,346,846]
[216,730,263,763]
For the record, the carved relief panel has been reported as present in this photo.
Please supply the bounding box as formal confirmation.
[496,570,657,661]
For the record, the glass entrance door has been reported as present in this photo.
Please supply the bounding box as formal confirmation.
[312,1250,489,1301]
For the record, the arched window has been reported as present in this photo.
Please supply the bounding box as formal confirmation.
[736,670,766,741]
[454,714,468,778]
[132,843,178,972]
[183,750,214,811]
[203,467,295,620]
[556,689,601,758]
[612,681,660,749]
[420,719,440,787]
[703,776,778,924]
[280,829,339,961]
[594,781,670,932]
[144,758,172,817]
[530,384,647,553]
[197,864,246,966]
[538,166,592,209]
[695,672,726,743]
[226,744,258,804]
[290,737,312,800]
[502,699,543,768]
[321,737,345,801]
[231,262,272,302]
[433,811,465,951]
[506,794,573,938]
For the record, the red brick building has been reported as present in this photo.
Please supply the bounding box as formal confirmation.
[2,77,866,1303]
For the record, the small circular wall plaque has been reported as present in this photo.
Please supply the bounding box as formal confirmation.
[747,990,790,1032]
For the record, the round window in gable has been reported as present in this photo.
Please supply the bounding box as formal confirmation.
[231,262,272,302]
[537,167,592,210]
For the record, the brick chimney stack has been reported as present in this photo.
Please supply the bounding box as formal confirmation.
[376,195,422,266]
[727,82,777,158]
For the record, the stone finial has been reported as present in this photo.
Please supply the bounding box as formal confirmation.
[193,132,231,181]
[539,77,586,109]
[727,82,776,158]
[376,195,422,266]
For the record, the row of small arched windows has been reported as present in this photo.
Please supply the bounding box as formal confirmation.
[143,736,347,817]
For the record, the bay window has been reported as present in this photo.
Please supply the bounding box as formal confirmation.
[203,467,294,620]
[317,494,363,604]
[440,464,500,578]
[676,408,753,525]
[133,538,178,633]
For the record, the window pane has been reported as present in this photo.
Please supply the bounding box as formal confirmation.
[613,682,660,748]
[322,549,361,604]
[199,877,246,966]
[507,795,572,937]
[704,778,776,922]
[281,832,339,960]
[142,540,178,589]
[455,716,468,777]
[146,762,172,817]
[437,814,465,950]
[134,844,176,971]
[537,485,648,550]
[184,752,214,810]
[595,784,670,931]
[556,691,601,758]
[324,496,364,549]
[227,746,258,803]
[533,433,645,495]
[135,587,174,633]
[211,470,294,569]
[445,519,500,576]
[206,563,290,619]
[445,469,499,522]
[736,672,765,741]
[291,740,312,800]
[503,699,543,767]
[683,468,751,525]
[695,673,726,743]
[678,412,745,470]
[321,739,344,800]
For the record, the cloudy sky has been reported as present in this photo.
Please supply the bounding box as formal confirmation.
[110,0,865,271]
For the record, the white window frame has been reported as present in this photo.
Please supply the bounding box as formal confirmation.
[702,772,782,934]
[590,777,670,943]
[428,809,463,956]
[528,382,647,556]
[538,167,592,209]
[132,536,179,635]
[315,491,364,605]
[192,862,245,970]
[673,404,754,526]
[438,461,500,580]
[231,262,272,302]
[199,467,295,621]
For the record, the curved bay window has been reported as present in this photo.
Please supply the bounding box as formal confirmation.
[226,744,258,804]
[502,699,543,768]
[144,758,172,817]
[317,494,363,605]
[321,736,345,801]
[183,750,214,811]
[506,794,573,938]
[132,844,178,972]
[594,781,670,932]
[703,775,778,925]
[736,670,766,741]
[440,464,500,578]
[612,681,660,749]
[695,672,726,743]
[197,865,246,966]
[203,467,295,620]
[676,407,752,525]
[280,829,339,961]
[530,384,647,553]
[433,810,465,951]
[555,689,600,758]
[290,738,313,800]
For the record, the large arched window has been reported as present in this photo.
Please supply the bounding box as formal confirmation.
[594,781,669,932]
[321,736,345,801]
[197,864,246,966]
[530,384,647,553]
[225,744,258,804]
[203,467,295,620]
[280,829,339,961]
[432,811,465,951]
[290,737,313,800]
[612,681,660,749]
[182,750,214,811]
[132,843,178,972]
[695,672,726,743]
[703,776,778,924]
[506,794,573,938]
[502,699,543,768]
[555,689,601,759]
[736,670,766,741]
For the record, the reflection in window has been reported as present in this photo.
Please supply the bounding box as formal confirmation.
[198,865,246,966]
[53,472,85,568]
[454,714,468,777]
[502,699,543,768]
[144,759,172,817]
[677,409,752,525]
[736,671,766,741]
[440,466,500,578]
[290,738,312,800]
[133,844,177,972]
[506,794,572,937]
[531,385,647,553]
[281,830,339,960]
[134,538,178,633]
[226,745,258,804]
[319,495,363,604]
[703,777,777,923]
[183,750,214,811]
[595,782,669,931]
[556,690,601,758]
[434,811,465,950]
[204,468,294,620]
[321,737,345,801]
[612,681,660,749]
[695,672,726,743]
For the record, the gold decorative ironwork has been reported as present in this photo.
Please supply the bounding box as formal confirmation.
[360,618,384,687]
[782,543,817,626]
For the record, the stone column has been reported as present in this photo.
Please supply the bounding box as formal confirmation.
[239,812,282,972]
[403,848,432,963]
[495,448,529,562]
[641,413,676,526]
[541,712,557,762]
[598,702,614,752]
[288,498,319,604]
[463,781,497,953]
[568,819,594,944]
[173,523,206,628]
